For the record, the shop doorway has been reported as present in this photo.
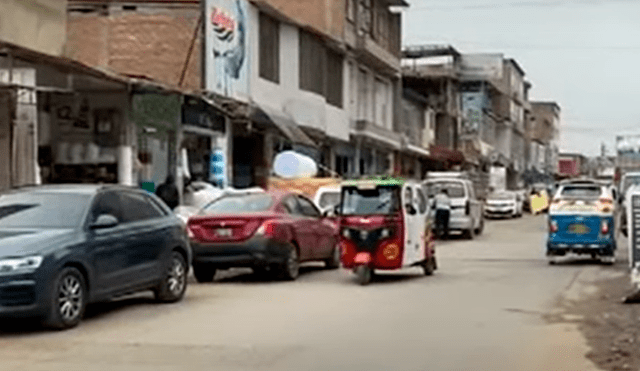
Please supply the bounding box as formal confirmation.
[0,89,12,192]
[182,132,212,183]
[233,134,264,189]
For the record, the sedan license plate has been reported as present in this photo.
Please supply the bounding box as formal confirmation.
[568,224,589,234]
[216,228,233,237]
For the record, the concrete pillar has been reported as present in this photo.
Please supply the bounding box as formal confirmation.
[118,145,133,186]
[355,138,362,177]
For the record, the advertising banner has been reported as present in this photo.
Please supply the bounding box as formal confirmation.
[205,0,250,100]
[461,92,484,139]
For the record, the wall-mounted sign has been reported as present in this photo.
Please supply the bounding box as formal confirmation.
[205,0,250,100]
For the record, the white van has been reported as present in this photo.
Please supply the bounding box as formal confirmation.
[423,177,484,239]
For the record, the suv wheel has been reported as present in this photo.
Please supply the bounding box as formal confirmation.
[155,252,187,302]
[44,267,86,330]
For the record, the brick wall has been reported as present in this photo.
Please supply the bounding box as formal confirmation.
[66,4,202,90]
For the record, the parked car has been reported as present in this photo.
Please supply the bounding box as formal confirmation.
[0,185,191,329]
[186,191,340,282]
[547,179,616,264]
[485,191,523,218]
[423,177,484,239]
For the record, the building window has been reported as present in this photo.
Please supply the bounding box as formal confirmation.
[346,0,356,22]
[348,61,357,119]
[326,49,343,108]
[259,12,280,83]
[299,30,326,96]
[374,77,389,128]
[359,0,372,34]
[357,68,369,120]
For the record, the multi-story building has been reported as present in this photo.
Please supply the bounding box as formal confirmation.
[66,0,230,194]
[0,0,67,56]
[261,0,412,179]
[401,45,465,173]
[0,0,191,194]
[530,101,561,176]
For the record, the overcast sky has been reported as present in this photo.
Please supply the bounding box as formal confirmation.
[401,0,640,157]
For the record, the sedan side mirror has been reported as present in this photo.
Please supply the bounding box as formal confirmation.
[90,214,119,229]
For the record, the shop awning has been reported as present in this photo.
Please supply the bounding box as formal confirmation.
[429,145,465,164]
[405,144,430,157]
[250,105,317,148]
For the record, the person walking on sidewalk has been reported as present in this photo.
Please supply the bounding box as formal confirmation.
[156,175,179,210]
[434,189,451,239]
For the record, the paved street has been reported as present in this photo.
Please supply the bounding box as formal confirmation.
[0,215,617,371]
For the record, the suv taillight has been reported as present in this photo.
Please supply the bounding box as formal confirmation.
[549,220,558,233]
[601,220,610,235]
[465,200,470,215]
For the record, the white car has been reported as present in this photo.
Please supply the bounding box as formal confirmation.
[485,191,522,218]
[313,185,341,215]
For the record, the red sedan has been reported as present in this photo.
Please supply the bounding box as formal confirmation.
[187,190,340,282]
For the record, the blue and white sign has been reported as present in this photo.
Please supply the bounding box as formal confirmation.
[209,149,227,187]
[205,0,250,101]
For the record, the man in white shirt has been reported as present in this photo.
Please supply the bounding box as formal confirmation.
[434,189,451,239]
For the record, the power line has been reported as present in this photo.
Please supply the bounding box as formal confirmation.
[408,0,640,11]
[402,36,640,51]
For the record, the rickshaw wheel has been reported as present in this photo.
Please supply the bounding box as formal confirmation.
[423,257,436,276]
[355,266,372,285]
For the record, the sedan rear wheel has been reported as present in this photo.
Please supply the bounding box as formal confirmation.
[155,252,187,303]
[279,245,300,281]
[325,243,341,269]
[44,267,86,330]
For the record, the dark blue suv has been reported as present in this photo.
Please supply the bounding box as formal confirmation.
[0,185,191,329]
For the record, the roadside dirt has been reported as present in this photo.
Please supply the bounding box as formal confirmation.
[548,260,640,371]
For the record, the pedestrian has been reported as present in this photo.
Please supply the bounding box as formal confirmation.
[156,175,179,210]
[434,189,451,240]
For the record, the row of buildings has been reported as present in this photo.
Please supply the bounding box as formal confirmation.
[0,0,562,199]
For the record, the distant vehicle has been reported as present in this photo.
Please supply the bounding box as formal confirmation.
[547,180,616,264]
[186,191,340,282]
[623,184,640,299]
[618,172,640,235]
[485,191,523,219]
[0,185,191,329]
[338,178,436,285]
[313,185,341,215]
[423,177,484,239]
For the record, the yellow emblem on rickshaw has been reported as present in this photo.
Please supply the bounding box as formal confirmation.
[383,243,400,260]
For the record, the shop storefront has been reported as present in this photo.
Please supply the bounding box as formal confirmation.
[180,95,227,187]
